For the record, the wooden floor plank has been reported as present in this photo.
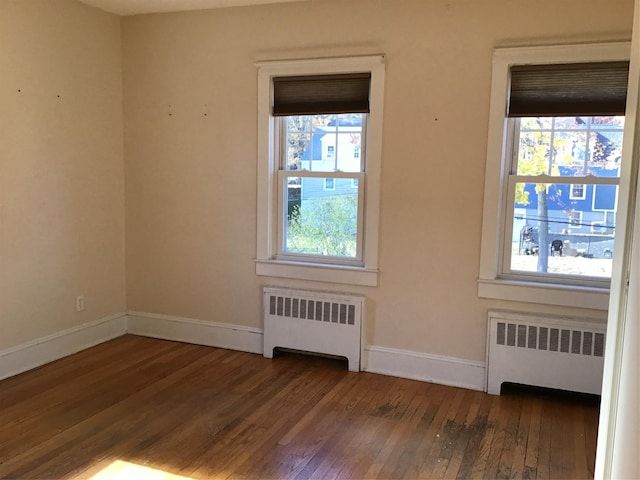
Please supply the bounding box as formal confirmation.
[495,394,523,479]
[572,402,590,480]
[584,402,600,479]
[454,392,493,479]
[511,395,532,478]
[536,399,553,480]
[416,387,467,479]
[474,395,509,479]
[441,395,480,479]
[0,336,600,480]
[523,398,543,479]
[549,400,566,479]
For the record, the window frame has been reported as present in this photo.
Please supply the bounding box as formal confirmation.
[569,210,583,227]
[501,117,622,287]
[570,183,587,200]
[323,177,336,191]
[478,42,630,310]
[255,55,385,287]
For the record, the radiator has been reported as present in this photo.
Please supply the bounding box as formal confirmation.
[263,287,365,372]
[486,310,606,395]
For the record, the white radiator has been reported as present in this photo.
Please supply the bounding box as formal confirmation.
[486,310,606,395]
[263,287,365,372]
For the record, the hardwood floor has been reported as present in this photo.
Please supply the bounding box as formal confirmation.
[0,335,599,479]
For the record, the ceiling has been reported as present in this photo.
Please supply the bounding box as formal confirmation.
[78,0,310,16]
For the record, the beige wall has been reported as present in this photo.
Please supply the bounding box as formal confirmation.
[122,0,630,363]
[0,0,126,350]
[122,0,633,362]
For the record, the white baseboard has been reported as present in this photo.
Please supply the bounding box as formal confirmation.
[0,311,486,393]
[126,311,264,354]
[0,312,127,381]
[364,345,486,391]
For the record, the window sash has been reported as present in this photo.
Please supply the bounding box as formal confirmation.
[501,174,617,286]
[570,184,587,200]
[508,117,625,177]
[503,115,621,285]
[276,170,366,266]
[278,115,367,173]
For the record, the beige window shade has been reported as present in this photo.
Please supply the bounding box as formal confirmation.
[508,61,629,117]
[272,73,371,116]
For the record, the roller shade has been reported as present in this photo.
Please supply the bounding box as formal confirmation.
[508,61,629,117]
[272,73,371,116]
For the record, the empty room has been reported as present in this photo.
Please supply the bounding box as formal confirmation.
[1,0,638,478]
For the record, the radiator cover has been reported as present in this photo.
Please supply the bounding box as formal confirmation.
[263,287,365,371]
[486,310,606,395]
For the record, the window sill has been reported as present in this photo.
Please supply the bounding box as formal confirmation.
[255,259,378,287]
[477,277,610,310]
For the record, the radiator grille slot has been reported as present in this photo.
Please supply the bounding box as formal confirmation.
[594,333,605,357]
[495,321,604,357]
[527,326,537,349]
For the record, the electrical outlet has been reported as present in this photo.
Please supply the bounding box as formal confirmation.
[76,295,85,311]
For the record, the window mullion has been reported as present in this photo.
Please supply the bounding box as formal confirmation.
[501,175,519,275]
[276,170,286,258]
[585,117,592,172]
[333,121,338,172]
[510,174,619,185]
[509,118,522,174]
[360,115,368,172]
[548,119,556,175]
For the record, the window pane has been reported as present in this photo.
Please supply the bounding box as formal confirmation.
[336,132,363,172]
[552,130,588,170]
[516,116,624,178]
[284,178,358,258]
[517,131,552,175]
[511,181,616,278]
[587,130,623,173]
[591,116,625,130]
[286,114,364,172]
[285,116,314,170]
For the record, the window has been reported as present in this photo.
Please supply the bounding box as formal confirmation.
[570,184,586,200]
[569,210,583,227]
[323,177,336,191]
[327,145,335,158]
[507,116,624,279]
[478,43,630,309]
[255,56,385,286]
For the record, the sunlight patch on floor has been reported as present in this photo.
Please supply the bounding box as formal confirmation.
[88,460,193,480]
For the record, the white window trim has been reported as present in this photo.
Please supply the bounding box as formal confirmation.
[255,55,385,287]
[478,42,630,310]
